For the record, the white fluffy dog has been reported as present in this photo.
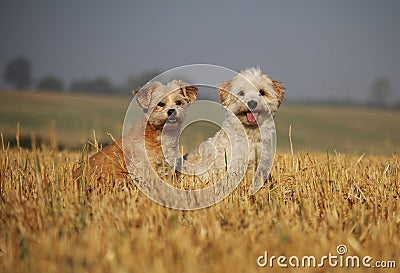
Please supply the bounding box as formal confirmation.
[178,67,285,192]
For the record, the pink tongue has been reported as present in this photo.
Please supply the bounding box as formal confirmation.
[246,112,258,122]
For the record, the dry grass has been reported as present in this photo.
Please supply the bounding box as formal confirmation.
[0,143,399,272]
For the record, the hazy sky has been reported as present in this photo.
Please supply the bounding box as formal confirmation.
[1,0,399,101]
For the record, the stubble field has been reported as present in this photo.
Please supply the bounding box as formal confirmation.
[0,91,399,272]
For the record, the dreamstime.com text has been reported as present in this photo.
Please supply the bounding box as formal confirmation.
[257,244,397,269]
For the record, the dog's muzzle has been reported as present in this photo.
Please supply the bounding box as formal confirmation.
[246,100,260,123]
[167,109,179,124]
[247,100,257,109]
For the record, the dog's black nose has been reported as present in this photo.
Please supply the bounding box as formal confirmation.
[167,109,177,116]
[247,100,257,109]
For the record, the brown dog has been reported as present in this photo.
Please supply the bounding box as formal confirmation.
[73,80,198,181]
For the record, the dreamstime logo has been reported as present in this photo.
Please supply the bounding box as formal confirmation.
[257,244,397,269]
[122,64,276,210]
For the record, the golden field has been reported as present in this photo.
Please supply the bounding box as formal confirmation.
[1,91,399,272]
[0,147,399,272]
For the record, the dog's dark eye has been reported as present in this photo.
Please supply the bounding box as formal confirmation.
[175,100,182,105]
[157,102,165,107]
[238,91,245,96]
[259,90,266,96]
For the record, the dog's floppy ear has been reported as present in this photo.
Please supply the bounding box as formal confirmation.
[218,80,231,106]
[133,81,162,109]
[172,80,199,103]
[182,85,199,103]
[272,80,285,107]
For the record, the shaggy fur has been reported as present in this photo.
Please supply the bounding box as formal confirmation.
[178,67,285,188]
[73,80,198,181]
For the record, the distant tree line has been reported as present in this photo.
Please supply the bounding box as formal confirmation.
[3,56,161,96]
[4,56,32,89]
[2,56,400,107]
